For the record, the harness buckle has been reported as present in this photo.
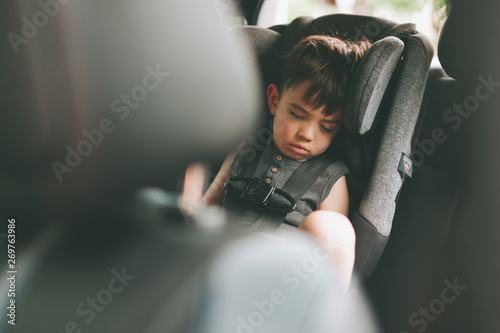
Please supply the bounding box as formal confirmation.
[224,177,296,213]
[240,177,275,205]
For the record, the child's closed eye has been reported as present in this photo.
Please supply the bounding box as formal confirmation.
[290,111,304,119]
[321,125,334,132]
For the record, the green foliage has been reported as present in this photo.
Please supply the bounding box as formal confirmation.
[434,0,451,18]
[366,0,450,18]
[366,0,427,12]
[287,0,317,23]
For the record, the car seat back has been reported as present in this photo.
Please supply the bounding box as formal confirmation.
[241,14,434,278]
[0,1,262,332]
[1,0,261,217]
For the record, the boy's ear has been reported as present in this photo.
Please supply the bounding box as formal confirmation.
[267,83,279,116]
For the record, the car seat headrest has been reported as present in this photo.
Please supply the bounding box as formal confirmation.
[240,26,282,91]
[438,0,500,81]
[344,36,404,135]
[241,23,404,137]
[1,1,261,215]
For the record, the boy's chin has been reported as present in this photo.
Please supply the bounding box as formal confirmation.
[273,141,323,161]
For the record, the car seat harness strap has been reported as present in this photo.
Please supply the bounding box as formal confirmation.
[225,176,297,213]
[224,149,333,229]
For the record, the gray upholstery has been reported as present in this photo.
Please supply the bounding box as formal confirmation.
[344,36,404,136]
[1,0,261,215]
[240,26,282,89]
[359,35,433,236]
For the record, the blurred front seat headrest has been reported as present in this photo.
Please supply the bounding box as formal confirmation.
[1,1,261,215]
[438,0,500,81]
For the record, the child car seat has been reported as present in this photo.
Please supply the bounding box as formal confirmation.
[240,14,434,278]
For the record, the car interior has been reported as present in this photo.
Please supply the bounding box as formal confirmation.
[2,0,500,332]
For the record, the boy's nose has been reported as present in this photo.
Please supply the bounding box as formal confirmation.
[298,124,314,142]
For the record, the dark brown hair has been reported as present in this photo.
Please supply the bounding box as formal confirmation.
[280,35,371,116]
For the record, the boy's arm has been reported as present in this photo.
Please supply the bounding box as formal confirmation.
[181,162,207,214]
[203,152,236,207]
[318,175,349,216]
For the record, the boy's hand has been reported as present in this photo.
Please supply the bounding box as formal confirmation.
[181,162,206,215]
[203,151,236,207]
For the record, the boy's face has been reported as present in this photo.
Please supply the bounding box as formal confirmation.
[267,82,343,161]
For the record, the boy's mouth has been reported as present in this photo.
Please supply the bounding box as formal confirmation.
[290,143,309,154]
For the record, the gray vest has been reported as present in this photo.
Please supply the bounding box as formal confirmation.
[222,141,349,229]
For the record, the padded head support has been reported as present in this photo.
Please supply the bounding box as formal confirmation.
[240,26,282,91]
[242,17,404,137]
[1,0,261,215]
[439,0,500,81]
[344,36,404,135]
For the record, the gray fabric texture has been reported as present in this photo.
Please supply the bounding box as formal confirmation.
[344,36,404,135]
[359,35,434,236]
[278,15,314,55]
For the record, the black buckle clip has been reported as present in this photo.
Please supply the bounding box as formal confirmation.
[224,177,296,213]
[240,177,275,205]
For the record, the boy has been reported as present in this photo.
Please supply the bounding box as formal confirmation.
[187,35,370,286]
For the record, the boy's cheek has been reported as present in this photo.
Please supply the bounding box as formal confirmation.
[273,117,288,135]
[328,130,339,141]
[319,136,335,151]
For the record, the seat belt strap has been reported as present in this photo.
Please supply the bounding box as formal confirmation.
[283,155,332,199]
[232,141,266,178]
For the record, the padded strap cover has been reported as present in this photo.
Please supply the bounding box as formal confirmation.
[250,155,333,229]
